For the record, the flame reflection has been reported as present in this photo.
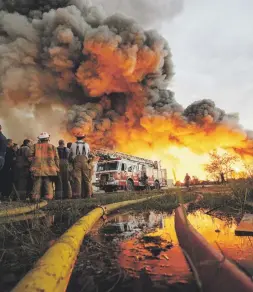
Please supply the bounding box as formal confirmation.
[118,211,253,283]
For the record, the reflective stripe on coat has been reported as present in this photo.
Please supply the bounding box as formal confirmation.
[29,142,59,176]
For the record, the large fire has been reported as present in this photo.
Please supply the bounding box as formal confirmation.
[1,1,253,181]
[105,116,253,181]
[71,33,253,181]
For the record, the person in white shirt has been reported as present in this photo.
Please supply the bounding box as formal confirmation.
[69,133,92,198]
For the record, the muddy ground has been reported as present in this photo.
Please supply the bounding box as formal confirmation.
[0,184,252,291]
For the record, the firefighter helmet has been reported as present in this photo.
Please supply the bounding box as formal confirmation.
[38,132,50,139]
[75,131,85,138]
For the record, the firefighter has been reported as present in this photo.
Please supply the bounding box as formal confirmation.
[184,173,191,189]
[55,139,72,199]
[13,143,19,153]
[29,132,59,201]
[140,165,149,190]
[14,139,33,199]
[87,153,97,197]
[0,139,15,198]
[69,132,91,198]
[66,142,74,186]
[0,125,7,171]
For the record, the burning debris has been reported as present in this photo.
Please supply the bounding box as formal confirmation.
[0,0,253,169]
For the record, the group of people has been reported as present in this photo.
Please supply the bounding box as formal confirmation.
[0,125,95,201]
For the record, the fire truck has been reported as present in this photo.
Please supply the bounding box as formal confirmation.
[92,149,168,193]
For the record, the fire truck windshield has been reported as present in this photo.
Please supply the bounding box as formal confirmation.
[97,162,119,172]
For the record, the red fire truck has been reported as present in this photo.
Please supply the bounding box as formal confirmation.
[93,149,167,193]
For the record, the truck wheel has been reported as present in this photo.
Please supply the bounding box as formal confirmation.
[126,179,135,192]
[154,181,160,190]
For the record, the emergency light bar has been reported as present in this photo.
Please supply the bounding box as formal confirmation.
[93,148,157,167]
[98,155,122,162]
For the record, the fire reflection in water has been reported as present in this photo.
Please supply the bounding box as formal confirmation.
[118,211,253,284]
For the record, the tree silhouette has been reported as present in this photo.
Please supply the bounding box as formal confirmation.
[204,151,239,182]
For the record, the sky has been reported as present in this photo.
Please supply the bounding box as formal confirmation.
[92,0,253,130]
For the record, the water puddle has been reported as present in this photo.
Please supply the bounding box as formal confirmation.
[116,211,192,285]
[2,207,252,291]
[95,210,253,287]
[98,211,164,241]
[187,211,253,273]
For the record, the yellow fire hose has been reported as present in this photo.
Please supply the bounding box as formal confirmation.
[0,210,46,225]
[0,200,48,218]
[12,194,165,292]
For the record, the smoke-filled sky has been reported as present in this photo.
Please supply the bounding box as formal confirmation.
[93,0,253,129]
[0,0,253,163]
[1,0,253,181]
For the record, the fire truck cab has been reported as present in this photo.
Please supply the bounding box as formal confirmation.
[93,149,167,193]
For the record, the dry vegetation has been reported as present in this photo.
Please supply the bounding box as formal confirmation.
[0,183,252,291]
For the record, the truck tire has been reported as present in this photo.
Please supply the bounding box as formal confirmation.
[126,179,135,192]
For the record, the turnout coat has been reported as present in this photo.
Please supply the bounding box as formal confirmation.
[29,142,60,177]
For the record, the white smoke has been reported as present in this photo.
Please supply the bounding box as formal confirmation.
[91,0,184,29]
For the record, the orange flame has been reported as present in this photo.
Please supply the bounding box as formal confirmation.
[72,40,253,180]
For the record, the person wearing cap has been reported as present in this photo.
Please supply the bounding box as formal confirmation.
[69,132,92,198]
[29,132,59,201]
[55,139,72,199]
[0,125,7,171]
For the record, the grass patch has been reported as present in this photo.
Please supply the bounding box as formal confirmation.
[0,201,34,212]
[1,184,251,291]
[47,191,164,212]
[0,190,177,291]
[129,191,196,213]
[0,215,56,291]
[190,192,232,209]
